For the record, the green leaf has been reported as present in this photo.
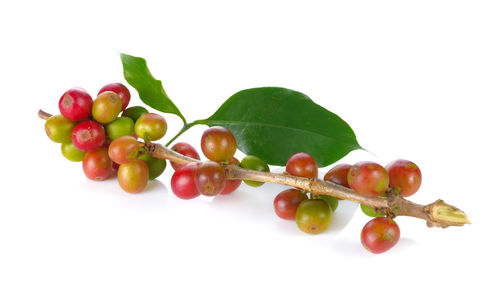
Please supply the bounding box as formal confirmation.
[198,87,362,167]
[120,53,186,124]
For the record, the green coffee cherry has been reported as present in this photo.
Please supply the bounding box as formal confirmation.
[240,155,270,187]
[106,117,135,140]
[44,114,75,143]
[360,204,384,217]
[316,195,339,212]
[61,142,85,162]
[122,106,148,122]
[138,153,167,180]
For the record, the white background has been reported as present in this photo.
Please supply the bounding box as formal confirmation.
[1,1,498,299]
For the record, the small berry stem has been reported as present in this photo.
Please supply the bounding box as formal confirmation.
[38,109,470,228]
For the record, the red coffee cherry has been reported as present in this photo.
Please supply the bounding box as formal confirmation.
[386,159,422,197]
[98,83,131,111]
[82,148,112,181]
[361,217,400,254]
[273,189,308,220]
[324,163,352,188]
[170,142,201,171]
[58,87,93,121]
[285,152,318,178]
[195,161,226,196]
[220,157,242,195]
[201,126,237,163]
[171,162,200,200]
[72,120,106,152]
[347,161,389,197]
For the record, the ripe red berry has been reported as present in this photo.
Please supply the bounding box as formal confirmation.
[118,160,149,193]
[82,148,112,181]
[72,120,106,152]
[108,136,142,164]
[195,161,226,196]
[171,162,200,200]
[361,217,400,254]
[386,159,422,197]
[285,152,318,179]
[170,142,201,171]
[347,161,389,197]
[220,157,242,195]
[201,126,237,163]
[273,189,308,220]
[58,87,93,121]
[98,83,131,111]
[324,163,351,188]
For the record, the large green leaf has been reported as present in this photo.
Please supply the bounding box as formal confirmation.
[198,87,361,167]
[120,53,186,124]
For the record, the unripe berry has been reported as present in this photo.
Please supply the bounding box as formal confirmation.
[44,114,75,143]
[347,161,389,197]
[58,87,93,121]
[122,106,148,122]
[106,117,135,140]
[134,113,167,141]
[285,152,318,178]
[138,153,167,180]
[92,91,122,124]
[72,120,106,152]
[118,160,149,193]
[201,126,237,163]
[61,142,85,162]
[98,83,131,111]
[240,155,270,187]
[295,199,332,234]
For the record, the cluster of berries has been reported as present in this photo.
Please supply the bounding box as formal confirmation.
[44,83,168,193]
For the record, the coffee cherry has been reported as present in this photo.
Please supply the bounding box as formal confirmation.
[285,152,318,178]
[360,204,384,217]
[61,142,85,162]
[138,153,167,180]
[170,142,201,171]
[108,136,141,164]
[195,161,226,196]
[72,120,106,152]
[201,126,237,163]
[134,113,167,141]
[44,114,75,143]
[386,159,422,197]
[324,163,352,188]
[171,162,200,199]
[92,91,122,124]
[296,198,332,234]
[347,162,389,197]
[361,217,400,254]
[220,157,242,195]
[98,83,131,111]
[240,155,270,187]
[122,106,148,122]
[82,148,112,181]
[58,87,93,121]
[316,195,339,212]
[118,160,149,193]
[273,189,308,220]
[105,117,135,140]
